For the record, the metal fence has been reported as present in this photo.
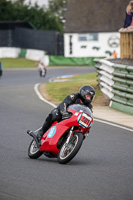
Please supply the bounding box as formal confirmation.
[0,27,64,55]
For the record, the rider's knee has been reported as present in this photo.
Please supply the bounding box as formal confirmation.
[51,109,61,122]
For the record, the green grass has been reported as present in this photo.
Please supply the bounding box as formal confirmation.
[1,58,37,69]
[46,72,101,103]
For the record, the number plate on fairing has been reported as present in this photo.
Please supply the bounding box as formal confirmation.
[78,113,92,128]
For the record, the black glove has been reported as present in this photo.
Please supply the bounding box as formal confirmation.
[61,111,71,119]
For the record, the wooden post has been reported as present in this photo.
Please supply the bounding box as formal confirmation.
[127,33,130,58]
[130,32,133,59]
[120,33,123,58]
[119,30,133,59]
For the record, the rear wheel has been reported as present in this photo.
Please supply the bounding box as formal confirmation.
[39,70,42,77]
[58,132,84,164]
[28,139,42,159]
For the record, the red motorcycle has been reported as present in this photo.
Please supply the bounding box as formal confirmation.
[27,104,93,164]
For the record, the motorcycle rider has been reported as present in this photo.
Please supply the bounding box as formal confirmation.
[37,85,95,140]
[38,61,47,77]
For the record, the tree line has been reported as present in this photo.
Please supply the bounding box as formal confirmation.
[0,0,66,32]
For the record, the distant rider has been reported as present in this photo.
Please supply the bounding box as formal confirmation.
[37,85,95,140]
[38,61,46,77]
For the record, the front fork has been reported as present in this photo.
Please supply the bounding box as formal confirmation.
[65,126,74,145]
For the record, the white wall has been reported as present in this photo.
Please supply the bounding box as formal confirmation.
[64,32,120,58]
[25,49,45,61]
[0,48,21,58]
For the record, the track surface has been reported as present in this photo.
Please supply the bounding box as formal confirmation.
[0,67,133,200]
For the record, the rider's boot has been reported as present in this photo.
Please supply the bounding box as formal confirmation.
[37,123,50,141]
[37,129,43,142]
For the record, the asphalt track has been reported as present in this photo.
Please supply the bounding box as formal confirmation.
[0,67,133,200]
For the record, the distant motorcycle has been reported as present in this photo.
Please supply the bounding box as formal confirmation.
[39,67,47,77]
[0,62,3,79]
[38,62,47,77]
[0,69,2,78]
[27,104,93,164]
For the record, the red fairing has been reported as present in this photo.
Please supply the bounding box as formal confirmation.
[40,124,69,155]
[40,108,93,156]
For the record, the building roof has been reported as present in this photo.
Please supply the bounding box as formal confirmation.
[65,0,129,33]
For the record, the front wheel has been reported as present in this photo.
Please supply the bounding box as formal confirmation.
[43,68,47,77]
[58,132,84,164]
[28,139,42,159]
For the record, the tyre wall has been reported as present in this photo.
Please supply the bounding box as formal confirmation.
[95,59,133,115]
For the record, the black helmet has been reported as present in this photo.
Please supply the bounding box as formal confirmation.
[79,85,95,104]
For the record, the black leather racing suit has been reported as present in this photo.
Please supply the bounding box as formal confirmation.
[41,93,93,136]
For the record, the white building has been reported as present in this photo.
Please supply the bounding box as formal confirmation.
[64,32,120,58]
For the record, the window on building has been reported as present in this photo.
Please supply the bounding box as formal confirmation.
[78,33,98,41]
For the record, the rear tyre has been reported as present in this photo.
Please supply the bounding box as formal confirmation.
[28,139,42,159]
[39,71,42,77]
[58,132,84,164]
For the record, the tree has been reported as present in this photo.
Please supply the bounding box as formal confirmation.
[49,0,67,23]
[0,0,63,32]
[13,0,26,6]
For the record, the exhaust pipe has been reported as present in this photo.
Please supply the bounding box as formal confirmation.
[27,130,40,149]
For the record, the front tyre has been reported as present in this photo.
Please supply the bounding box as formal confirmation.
[28,139,42,159]
[42,68,47,77]
[58,132,84,164]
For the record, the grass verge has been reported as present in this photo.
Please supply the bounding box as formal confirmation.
[45,72,102,104]
[1,58,37,68]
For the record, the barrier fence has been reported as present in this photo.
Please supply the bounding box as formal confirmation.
[95,59,133,115]
[0,47,99,66]
[0,27,61,55]
[49,56,96,66]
